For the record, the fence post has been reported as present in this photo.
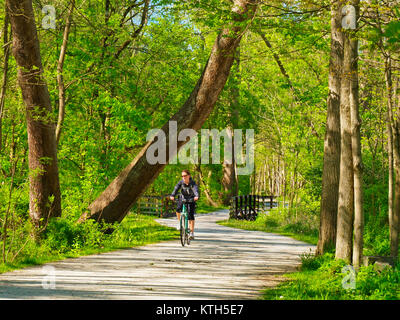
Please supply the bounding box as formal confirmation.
[244,195,248,219]
[230,197,234,219]
[157,196,161,217]
[230,194,278,220]
[253,195,257,220]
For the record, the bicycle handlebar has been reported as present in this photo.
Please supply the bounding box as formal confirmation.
[181,197,195,203]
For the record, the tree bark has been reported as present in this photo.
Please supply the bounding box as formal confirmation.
[316,0,344,256]
[349,0,362,268]
[7,0,61,226]
[79,0,258,223]
[385,57,396,257]
[388,59,400,258]
[392,93,400,259]
[222,46,240,205]
[335,4,356,262]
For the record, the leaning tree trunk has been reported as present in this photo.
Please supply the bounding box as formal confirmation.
[316,0,344,255]
[7,0,61,227]
[79,0,258,223]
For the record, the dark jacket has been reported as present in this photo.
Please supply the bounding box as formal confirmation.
[171,177,200,200]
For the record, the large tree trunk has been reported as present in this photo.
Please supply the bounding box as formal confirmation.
[388,59,400,258]
[316,0,344,255]
[385,57,395,257]
[335,4,356,262]
[222,46,240,205]
[349,0,363,269]
[392,95,400,259]
[222,138,237,205]
[79,0,258,223]
[7,0,61,226]
[393,121,400,259]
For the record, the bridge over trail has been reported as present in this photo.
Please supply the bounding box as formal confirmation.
[0,210,314,299]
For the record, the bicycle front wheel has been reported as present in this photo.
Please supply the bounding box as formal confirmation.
[180,216,186,247]
[186,231,191,245]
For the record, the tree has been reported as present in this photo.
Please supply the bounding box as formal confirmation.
[335,2,357,262]
[392,70,400,259]
[55,0,75,146]
[222,46,240,205]
[316,0,343,256]
[349,0,363,269]
[6,0,61,227]
[385,56,399,258]
[79,0,259,224]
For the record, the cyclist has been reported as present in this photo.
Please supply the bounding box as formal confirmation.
[170,170,199,239]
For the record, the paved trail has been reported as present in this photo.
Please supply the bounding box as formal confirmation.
[0,210,314,299]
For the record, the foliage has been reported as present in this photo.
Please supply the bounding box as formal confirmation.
[262,254,400,300]
[0,0,399,300]
[217,208,319,245]
[0,213,178,274]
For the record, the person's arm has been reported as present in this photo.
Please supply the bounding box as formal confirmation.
[192,181,200,200]
[170,181,181,200]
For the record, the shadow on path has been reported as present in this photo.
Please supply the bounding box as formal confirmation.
[0,210,315,300]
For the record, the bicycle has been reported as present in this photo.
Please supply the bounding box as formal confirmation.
[180,197,194,246]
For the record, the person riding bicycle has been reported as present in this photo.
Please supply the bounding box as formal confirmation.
[170,170,199,240]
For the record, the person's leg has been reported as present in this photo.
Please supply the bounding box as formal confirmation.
[189,219,195,233]
[188,203,195,237]
[176,200,182,229]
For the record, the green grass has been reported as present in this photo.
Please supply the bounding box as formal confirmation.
[0,203,224,275]
[196,203,228,214]
[261,253,400,300]
[217,209,400,300]
[217,209,319,245]
[0,213,179,274]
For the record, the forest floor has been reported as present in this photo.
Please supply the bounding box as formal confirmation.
[0,210,314,299]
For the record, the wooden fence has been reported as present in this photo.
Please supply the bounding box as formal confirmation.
[229,195,277,221]
[137,194,176,218]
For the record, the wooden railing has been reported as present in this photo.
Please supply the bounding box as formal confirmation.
[230,195,277,221]
[137,194,176,218]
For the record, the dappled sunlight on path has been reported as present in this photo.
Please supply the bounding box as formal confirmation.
[0,210,314,299]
